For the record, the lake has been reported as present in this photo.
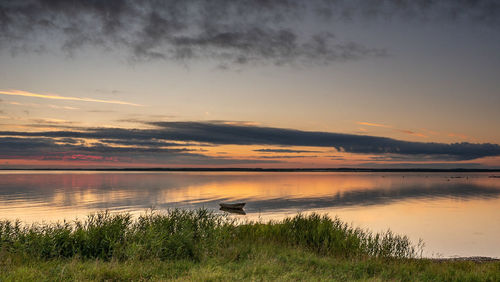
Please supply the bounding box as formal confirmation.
[1,171,499,258]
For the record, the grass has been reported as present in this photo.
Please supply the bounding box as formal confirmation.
[1,209,499,281]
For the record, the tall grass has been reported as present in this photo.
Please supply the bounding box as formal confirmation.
[0,209,421,262]
[236,213,421,258]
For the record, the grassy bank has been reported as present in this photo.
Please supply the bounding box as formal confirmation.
[1,209,499,281]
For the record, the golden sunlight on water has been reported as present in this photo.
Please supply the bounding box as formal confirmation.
[0,171,499,257]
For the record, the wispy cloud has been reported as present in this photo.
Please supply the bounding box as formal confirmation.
[1,99,79,110]
[357,121,428,138]
[30,118,77,125]
[0,90,142,106]
[357,121,391,128]
[48,105,79,110]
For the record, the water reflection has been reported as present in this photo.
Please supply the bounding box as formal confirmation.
[190,182,500,212]
[0,171,499,257]
[1,172,499,215]
[220,207,246,215]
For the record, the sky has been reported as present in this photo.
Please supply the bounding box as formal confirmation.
[1,0,500,169]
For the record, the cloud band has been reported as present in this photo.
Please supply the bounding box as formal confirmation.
[1,121,499,162]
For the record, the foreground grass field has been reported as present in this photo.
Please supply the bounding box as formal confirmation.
[1,209,499,281]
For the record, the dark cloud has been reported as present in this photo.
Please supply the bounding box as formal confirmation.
[7,0,499,66]
[0,0,386,66]
[1,121,500,162]
[27,123,81,130]
[98,139,205,148]
[147,122,500,160]
[0,136,275,165]
[315,0,500,23]
[0,136,190,155]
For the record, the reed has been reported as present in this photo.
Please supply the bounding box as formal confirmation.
[0,209,418,261]
[1,209,498,281]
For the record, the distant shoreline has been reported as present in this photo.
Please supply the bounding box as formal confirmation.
[1,168,500,172]
[431,256,500,263]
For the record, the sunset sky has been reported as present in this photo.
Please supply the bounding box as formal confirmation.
[1,0,499,168]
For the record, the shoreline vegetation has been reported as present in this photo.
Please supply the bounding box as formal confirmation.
[1,210,499,281]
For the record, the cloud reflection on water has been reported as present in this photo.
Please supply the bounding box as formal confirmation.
[0,172,499,218]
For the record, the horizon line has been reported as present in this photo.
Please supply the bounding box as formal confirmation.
[1,167,499,172]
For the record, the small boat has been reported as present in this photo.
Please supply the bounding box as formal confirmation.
[220,207,246,215]
[219,202,246,209]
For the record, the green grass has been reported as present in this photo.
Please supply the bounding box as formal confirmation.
[1,209,499,281]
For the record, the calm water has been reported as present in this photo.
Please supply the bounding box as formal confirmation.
[1,171,499,258]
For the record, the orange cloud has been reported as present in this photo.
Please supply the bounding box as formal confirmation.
[356,121,391,128]
[0,89,142,106]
